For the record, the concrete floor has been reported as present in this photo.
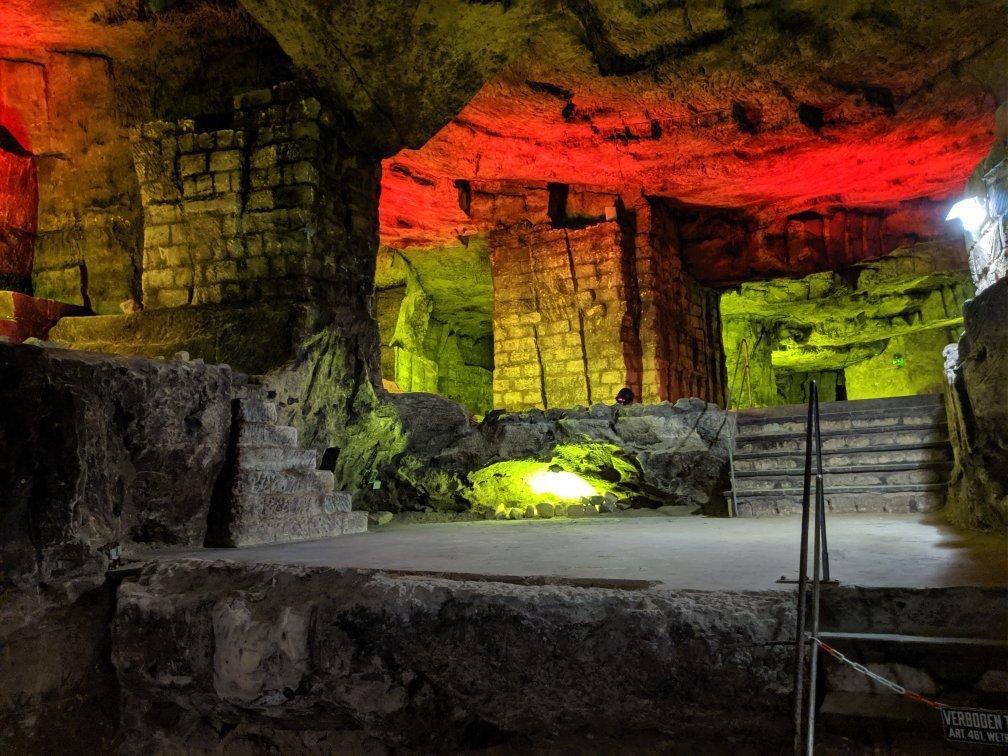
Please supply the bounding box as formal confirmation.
[163,513,1007,591]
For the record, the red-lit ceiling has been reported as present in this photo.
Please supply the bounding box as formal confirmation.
[380,76,995,248]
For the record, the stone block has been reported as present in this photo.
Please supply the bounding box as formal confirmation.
[145,224,171,246]
[180,154,207,177]
[233,88,273,110]
[209,150,242,173]
[248,190,274,211]
[252,146,278,169]
[155,288,191,308]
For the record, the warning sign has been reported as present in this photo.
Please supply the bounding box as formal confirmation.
[941,707,1008,747]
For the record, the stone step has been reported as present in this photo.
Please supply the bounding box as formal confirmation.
[735,407,946,437]
[228,510,367,548]
[732,484,947,516]
[232,467,333,495]
[234,380,268,400]
[231,491,353,520]
[735,394,944,425]
[733,463,950,492]
[239,444,317,471]
[732,443,951,472]
[237,421,298,447]
[735,425,948,455]
[235,396,278,423]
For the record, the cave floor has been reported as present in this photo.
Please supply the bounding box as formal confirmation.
[157,513,1007,591]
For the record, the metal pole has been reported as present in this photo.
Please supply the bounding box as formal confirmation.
[791,383,816,754]
[805,382,824,756]
[813,397,831,583]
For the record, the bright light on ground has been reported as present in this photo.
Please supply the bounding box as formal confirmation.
[946,196,987,235]
[526,470,596,500]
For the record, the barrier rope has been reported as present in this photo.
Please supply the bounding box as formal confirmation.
[814,638,947,710]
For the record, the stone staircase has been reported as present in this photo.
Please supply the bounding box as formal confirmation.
[207,381,367,546]
[730,395,952,517]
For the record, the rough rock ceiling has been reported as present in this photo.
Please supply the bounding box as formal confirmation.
[377,0,1007,249]
[236,0,564,152]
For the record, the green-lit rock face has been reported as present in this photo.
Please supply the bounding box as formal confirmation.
[374,241,494,415]
[720,244,974,407]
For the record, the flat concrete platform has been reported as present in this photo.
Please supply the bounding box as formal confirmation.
[161,512,1007,591]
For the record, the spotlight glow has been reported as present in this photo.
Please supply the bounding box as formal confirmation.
[945,197,987,235]
[526,470,596,500]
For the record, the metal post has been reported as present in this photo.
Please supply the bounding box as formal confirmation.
[791,383,816,754]
[805,382,825,756]
[812,381,830,582]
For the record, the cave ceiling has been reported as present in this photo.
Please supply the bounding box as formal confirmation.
[372,0,1007,249]
[2,1,1006,261]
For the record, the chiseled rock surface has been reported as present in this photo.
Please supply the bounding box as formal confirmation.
[944,276,1008,530]
[112,560,794,751]
[0,343,233,751]
[0,343,233,586]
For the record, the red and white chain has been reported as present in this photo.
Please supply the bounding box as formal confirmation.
[814,638,947,710]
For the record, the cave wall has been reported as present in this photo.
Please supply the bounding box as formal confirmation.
[373,245,493,415]
[0,4,295,316]
[0,343,234,750]
[845,327,960,400]
[720,242,973,408]
[376,284,493,415]
[944,107,1007,531]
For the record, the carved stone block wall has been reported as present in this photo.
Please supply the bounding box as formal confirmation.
[134,83,378,312]
[484,184,726,411]
[491,221,629,410]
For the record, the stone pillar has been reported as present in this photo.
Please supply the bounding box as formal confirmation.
[491,221,630,410]
[484,182,727,411]
[635,199,727,406]
[133,82,377,314]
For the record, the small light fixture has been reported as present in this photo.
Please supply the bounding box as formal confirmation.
[527,470,596,500]
[945,197,987,235]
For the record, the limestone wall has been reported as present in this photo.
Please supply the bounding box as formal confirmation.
[944,110,1007,530]
[376,283,492,415]
[0,49,139,311]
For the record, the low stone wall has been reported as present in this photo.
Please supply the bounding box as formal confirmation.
[112,561,796,751]
[110,561,1008,752]
[0,343,233,585]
